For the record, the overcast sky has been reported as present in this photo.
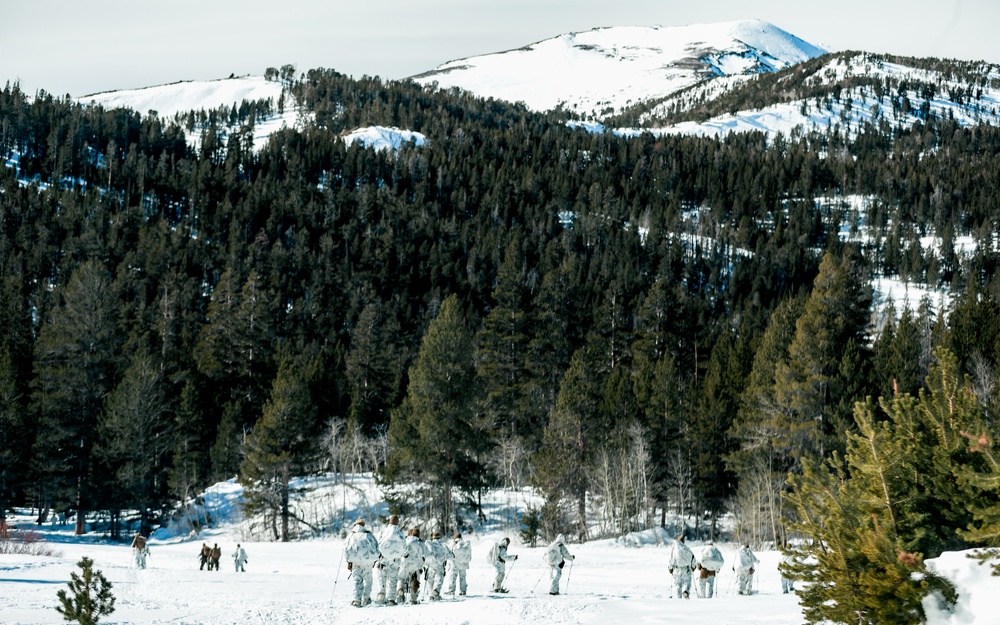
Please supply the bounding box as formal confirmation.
[4,0,996,98]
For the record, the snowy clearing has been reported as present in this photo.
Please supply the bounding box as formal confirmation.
[3,476,1000,624]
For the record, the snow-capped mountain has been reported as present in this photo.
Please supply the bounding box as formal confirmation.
[412,20,826,120]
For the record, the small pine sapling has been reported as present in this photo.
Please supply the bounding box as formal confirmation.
[520,506,542,547]
[56,557,115,625]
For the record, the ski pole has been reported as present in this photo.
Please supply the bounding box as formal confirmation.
[564,560,573,595]
[501,559,517,589]
[530,570,546,593]
[330,546,345,604]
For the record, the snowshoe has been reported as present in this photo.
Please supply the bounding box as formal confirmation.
[549,591,559,596]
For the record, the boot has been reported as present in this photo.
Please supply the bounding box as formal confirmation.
[409,594,419,605]
[430,589,441,601]
[459,591,466,596]
[395,590,405,605]
[351,599,361,607]
[362,597,371,607]
[376,592,385,604]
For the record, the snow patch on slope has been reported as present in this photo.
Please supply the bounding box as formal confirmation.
[343,126,427,152]
[76,76,307,152]
[77,76,283,120]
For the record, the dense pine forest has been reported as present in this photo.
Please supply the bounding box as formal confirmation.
[4,58,1000,620]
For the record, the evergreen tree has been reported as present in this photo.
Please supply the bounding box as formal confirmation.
[56,557,116,625]
[773,248,872,463]
[31,260,120,534]
[476,238,532,440]
[533,345,605,540]
[95,347,170,537]
[167,377,206,505]
[385,295,485,531]
[345,301,396,435]
[0,349,25,519]
[241,344,321,541]
[785,348,985,624]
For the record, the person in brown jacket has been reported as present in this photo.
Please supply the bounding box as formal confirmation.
[131,533,149,569]
[210,543,222,571]
[199,543,211,570]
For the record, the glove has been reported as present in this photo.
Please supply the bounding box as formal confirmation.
[749,568,755,575]
[347,562,353,571]
[511,555,518,561]
[669,568,674,574]
[558,561,564,569]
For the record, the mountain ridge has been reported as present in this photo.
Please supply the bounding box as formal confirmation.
[411,19,826,119]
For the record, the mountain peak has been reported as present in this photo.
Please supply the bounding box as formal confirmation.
[413,20,828,119]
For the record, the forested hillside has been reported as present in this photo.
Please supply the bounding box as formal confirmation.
[3,64,1000,591]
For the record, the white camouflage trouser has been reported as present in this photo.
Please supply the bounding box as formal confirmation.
[737,569,753,594]
[352,564,373,605]
[672,568,692,598]
[697,572,716,598]
[397,567,421,603]
[447,565,468,594]
[781,575,793,593]
[549,564,564,594]
[134,548,147,569]
[492,562,506,591]
[379,560,400,602]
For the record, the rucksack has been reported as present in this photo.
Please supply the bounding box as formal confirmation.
[487,542,501,564]
[453,540,472,567]
[738,548,756,570]
[379,526,407,561]
[701,547,724,571]
[545,543,563,567]
[346,529,380,564]
[670,541,694,567]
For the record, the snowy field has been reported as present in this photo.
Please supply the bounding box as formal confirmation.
[3,478,1000,624]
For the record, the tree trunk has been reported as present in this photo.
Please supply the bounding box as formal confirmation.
[281,463,290,542]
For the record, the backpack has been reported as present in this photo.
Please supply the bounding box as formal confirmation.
[670,541,694,567]
[429,540,454,562]
[346,529,380,564]
[379,526,407,561]
[701,547,724,571]
[545,543,564,567]
[487,542,501,565]
[738,548,756,570]
[453,540,472,567]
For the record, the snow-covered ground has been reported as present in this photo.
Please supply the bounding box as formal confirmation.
[2,475,999,624]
